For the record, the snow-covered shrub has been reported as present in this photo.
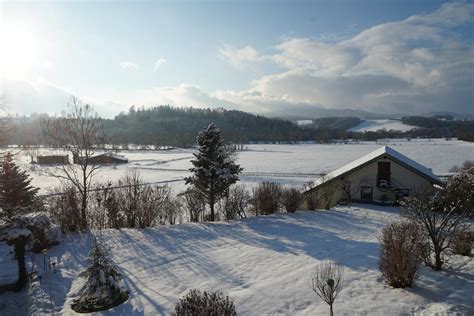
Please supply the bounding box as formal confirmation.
[401,181,471,270]
[281,187,302,213]
[437,167,474,218]
[310,260,344,316]
[71,238,128,313]
[91,182,123,229]
[449,160,474,173]
[218,184,250,220]
[48,186,82,233]
[252,182,282,215]
[25,213,61,253]
[450,229,473,256]
[174,289,236,316]
[379,221,424,288]
[0,215,33,291]
[304,192,318,211]
[116,170,177,228]
[302,181,318,211]
[180,188,206,223]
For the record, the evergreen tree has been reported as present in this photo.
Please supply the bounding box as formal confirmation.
[1,152,39,217]
[185,124,242,221]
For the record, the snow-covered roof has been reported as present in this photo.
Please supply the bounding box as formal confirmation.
[313,146,441,187]
[102,152,128,161]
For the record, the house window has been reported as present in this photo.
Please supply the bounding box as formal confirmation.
[377,161,391,187]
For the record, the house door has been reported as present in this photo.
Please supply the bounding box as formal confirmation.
[360,186,373,201]
[377,161,391,186]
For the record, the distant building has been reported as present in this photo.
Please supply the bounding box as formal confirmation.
[74,152,128,165]
[37,155,69,165]
[304,146,442,207]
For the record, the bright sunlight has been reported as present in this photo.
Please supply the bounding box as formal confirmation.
[0,21,40,76]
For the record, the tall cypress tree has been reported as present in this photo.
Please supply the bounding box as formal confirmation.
[185,124,242,221]
[1,152,39,217]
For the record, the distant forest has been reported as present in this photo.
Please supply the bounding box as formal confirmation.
[5,106,474,147]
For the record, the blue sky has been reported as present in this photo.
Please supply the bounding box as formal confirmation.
[1,0,473,117]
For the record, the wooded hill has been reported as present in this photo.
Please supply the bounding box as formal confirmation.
[4,106,474,147]
[103,106,312,147]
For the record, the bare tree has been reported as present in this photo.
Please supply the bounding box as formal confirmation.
[401,183,471,270]
[44,96,104,230]
[180,188,206,222]
[318,174,338,210]
[24,146,40,164]
[0,97,13,146]
[339,179,352,205]
[303,181,318,211]
[311,260,344,316]
[218,184,250,220]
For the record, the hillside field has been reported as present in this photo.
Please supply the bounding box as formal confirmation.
[0,205,472,315]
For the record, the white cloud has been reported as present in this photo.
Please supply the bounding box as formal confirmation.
[119,61,139,71]
[215,2,474,114]
[5,3,473,117]
[219,44,267,68]
[154,57,167,70]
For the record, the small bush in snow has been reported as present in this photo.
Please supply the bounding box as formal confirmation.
[174,289,236,316]
[180,188,206,222]
[252,182,282,215]
[450,229,473,256]
[281,187,302,213]
[379,221,424,288]
[219,184,250,220]
[25,213,61,253]
[310,260,344,316]
[48,185,82,233]
[71,238,128,313]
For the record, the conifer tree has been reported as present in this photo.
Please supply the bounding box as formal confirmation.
[186,124,242,221]
[1,152,39,217]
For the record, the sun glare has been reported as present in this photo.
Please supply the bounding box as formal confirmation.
[0,22,40,77]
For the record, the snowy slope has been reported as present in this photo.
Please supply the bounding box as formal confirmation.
[349,119,417,132]
[3,205,472,315]
[296,120,313,126]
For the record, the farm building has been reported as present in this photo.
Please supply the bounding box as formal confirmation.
[304,146,442,208]
[37,155,69,165]
[73,152,128,165]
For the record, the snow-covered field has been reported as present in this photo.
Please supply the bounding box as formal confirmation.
[16,138,474,194]
[1,204,472,315]
[349,119,417,132]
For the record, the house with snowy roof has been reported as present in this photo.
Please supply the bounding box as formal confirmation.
[304,146,443,207]
[73,152,128,165]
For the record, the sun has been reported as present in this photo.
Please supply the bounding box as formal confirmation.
[0,21,40,77]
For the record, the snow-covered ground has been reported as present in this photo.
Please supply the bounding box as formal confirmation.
[1,204,472,315]
[16,139,474,194]
[349,119,417,132]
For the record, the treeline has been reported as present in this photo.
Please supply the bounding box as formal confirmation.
[4,107,474,147]
[102,106,311,146]
[401,116,474,141]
